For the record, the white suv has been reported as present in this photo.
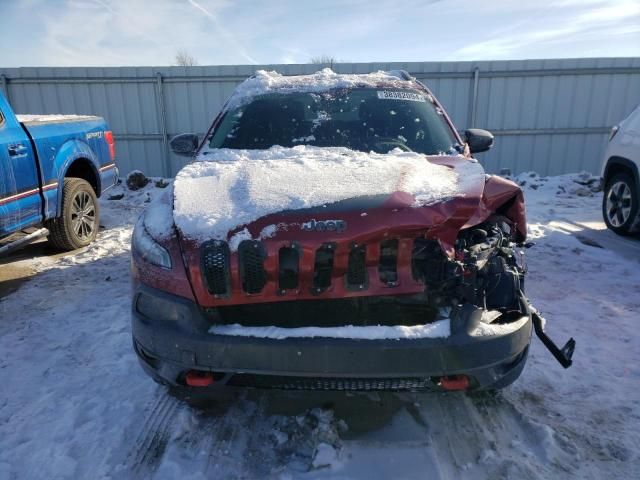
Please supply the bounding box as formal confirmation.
[601,104,640,235]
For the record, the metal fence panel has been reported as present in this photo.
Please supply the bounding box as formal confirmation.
[1,58,639,177]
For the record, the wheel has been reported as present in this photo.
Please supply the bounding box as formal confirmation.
[47,178,100,250]
[602,172,638,236]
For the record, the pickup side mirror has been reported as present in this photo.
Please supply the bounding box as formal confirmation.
[170,133,199,157]
[465,128,494,154]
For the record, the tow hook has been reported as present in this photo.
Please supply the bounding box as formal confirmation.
[531,311,575,368]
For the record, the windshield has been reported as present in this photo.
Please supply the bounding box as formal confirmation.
[208,88,459,155]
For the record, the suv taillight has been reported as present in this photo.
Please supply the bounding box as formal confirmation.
[609,125,619,142]
[105,130,116,161]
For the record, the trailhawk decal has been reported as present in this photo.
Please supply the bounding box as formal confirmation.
[377,91,426,102]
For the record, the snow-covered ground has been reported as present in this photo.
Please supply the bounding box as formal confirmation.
[0,172,639,479]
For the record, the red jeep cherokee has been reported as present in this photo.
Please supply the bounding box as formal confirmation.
[131,69,573,393]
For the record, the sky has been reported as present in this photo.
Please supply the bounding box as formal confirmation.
[0,0,639,68]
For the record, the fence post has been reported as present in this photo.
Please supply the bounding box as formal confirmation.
[1,74,10,105]
[469,67,480,128]
[155,72,171,177]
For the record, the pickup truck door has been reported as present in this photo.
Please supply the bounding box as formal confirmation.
[0,106,42,236]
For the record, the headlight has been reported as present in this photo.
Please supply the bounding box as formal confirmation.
[132,217,172,269]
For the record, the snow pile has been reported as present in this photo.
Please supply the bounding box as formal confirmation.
[311,442,341,470]
[224,68,418,110]
[209,318,450,340]
[472,315,530,337]
[174,145,462,244]
[16,114,98,123]
[507,171,602,197]
[271,408,347,473]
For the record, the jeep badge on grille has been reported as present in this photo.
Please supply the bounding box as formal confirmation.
[301,219,347,233]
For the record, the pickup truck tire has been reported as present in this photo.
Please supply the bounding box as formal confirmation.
[47,178,100,251]
[602,172,638,236]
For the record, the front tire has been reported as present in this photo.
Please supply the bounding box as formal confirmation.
[602,172,638,236]
[47,178,100,251]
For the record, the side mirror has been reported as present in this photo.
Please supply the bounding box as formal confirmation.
[465,128,494,154]
[170,133,199,157]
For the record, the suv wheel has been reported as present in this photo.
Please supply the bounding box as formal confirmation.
[602,172,638,235]
[47,178,100,250]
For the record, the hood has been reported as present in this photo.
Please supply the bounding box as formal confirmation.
[172,145,490,253]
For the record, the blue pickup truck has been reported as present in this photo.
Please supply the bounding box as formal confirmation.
[0,91,117,253]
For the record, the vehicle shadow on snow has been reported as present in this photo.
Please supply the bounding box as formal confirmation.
[156,386,596,479]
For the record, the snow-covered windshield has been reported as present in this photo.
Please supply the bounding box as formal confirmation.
[208,88,459,155]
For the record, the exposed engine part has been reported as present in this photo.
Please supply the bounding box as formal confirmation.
[409,219,525,315]
[453,220,525,314]
[454,221,576,369]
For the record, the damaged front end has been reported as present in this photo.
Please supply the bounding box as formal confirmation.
[447,217,575,369]
[132,169,574,392]
[194,172,574,371]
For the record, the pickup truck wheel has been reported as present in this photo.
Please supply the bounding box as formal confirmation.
[602,172,638,236]
[47,178,100,251]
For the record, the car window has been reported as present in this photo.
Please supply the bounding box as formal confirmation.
[209,88,459,155]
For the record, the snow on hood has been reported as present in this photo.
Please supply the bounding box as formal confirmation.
[224,68,420,111]
[173,145,466,245]
[143,185,175,240]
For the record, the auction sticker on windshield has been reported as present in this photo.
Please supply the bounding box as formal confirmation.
[377,91,426,102]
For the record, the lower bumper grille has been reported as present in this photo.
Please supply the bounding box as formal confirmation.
[228,374,435,391]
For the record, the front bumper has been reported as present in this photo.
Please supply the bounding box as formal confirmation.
[132,284,532,391]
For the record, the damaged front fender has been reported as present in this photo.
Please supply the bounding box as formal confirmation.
[465,175,527,243]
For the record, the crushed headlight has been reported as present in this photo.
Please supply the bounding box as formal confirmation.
[132,216,172,269]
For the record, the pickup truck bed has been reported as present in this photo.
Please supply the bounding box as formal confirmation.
[0,92,117,251]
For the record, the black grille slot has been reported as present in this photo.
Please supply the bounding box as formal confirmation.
[228,374,435,391]
[411,238,446,284]
[238,240,267,294]
[202,240,231,296]
[378,239,398,286]
[312,243,336,293]
[278,246,300,291]
[346,244,367,289]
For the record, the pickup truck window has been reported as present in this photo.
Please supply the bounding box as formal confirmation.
[209,88,459,155]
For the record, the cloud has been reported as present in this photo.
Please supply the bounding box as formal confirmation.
[454,0,640,59]
[185,0,257,64]
[1,0,638,67]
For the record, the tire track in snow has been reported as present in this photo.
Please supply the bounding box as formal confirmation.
[201,393,274,477]
[414,392,581,479]
[426,394,494,471]
[126,391,181,477]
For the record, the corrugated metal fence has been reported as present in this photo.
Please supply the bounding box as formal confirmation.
[1,58,639,177]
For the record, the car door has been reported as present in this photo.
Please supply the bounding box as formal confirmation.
[0,104,42,236]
